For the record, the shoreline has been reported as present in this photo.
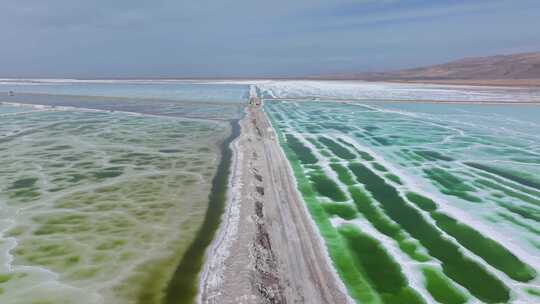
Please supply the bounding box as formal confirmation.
[262,107,354,302]
[3,77,540,88]
[198,100,353,303]
[263,97,540,105]
[164,119,241,304]
[385,78,540,88]
[300,78,540,88]
[197,109,245,303]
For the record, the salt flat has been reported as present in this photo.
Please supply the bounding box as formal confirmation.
[1,80,539,304]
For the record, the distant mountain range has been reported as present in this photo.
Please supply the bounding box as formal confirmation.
[318,51,540,85]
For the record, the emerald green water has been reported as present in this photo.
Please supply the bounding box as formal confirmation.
[265,99,540,304]
[165,120,240,304]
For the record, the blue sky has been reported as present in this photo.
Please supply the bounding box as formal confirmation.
[2,0,539,78]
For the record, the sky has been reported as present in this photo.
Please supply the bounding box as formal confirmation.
[2,0,540,78]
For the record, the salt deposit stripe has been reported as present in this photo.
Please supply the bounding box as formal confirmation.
[348,162,510,303]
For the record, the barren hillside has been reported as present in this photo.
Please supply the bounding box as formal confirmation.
[320,52,540,85]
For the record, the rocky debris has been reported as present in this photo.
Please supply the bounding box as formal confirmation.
[251,195,286,304]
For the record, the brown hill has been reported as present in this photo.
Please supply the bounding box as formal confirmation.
[320,52,540,85]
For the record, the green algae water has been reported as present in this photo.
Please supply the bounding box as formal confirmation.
[0,81,246,304]
[165,120,240,304]
[265,98,540,304]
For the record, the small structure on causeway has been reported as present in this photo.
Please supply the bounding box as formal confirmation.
[249,95,262,106]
